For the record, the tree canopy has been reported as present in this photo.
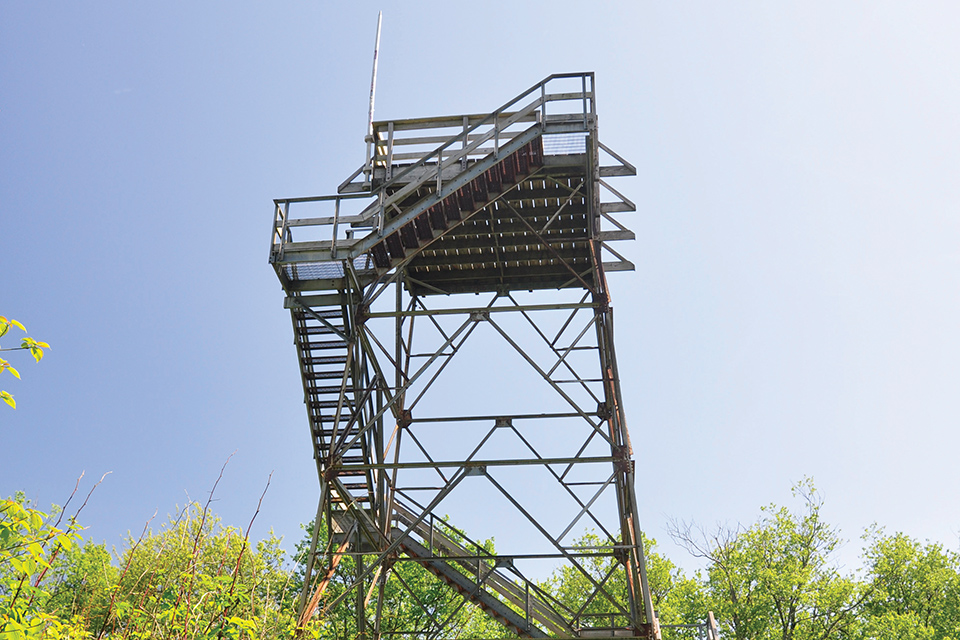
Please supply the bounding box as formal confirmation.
[3,480,958,639]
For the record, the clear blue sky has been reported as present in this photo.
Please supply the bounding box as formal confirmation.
[3,2,959,574]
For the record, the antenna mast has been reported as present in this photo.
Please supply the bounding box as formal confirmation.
[367,11,382,139]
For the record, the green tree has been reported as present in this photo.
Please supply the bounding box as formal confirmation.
[0,494,85,639]
[861,530,960,640]
[543,531,707,636]
[85,503,299,639]
[0,316,49,409]
[43,541,116,633]
[293,516,514,639]
[670,479,865,640]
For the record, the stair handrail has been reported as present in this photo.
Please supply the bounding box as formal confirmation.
[390,497,574,635]
[270,192,378,265]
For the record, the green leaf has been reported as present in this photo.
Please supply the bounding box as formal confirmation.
[1,391,15,408]
[20,339,45,362]
[7,365,20,380]
[27,542,44,560]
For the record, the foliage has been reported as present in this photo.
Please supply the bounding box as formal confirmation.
[670,479,867,640]
[293,516,514,639]
[0,493,83,639]
[85,503,298,639]
[1,495,307,640]
[0,316,49,409]
[861,530,960,640]
[4,479,960,639]
[543,531,707,637]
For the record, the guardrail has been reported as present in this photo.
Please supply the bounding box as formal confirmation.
[270,73,597,267]
[660,612,721,640]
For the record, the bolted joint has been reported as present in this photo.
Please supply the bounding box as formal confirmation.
[613,445,635,474]
[494,417,512,428]
[612,545,628,566]
[636,621,660,640]
[469,310,490,322]
[397,409,413,429]
[597,402,612,421]
[323,466,339,482]
[355,303,370,325]
[592,291,610,314]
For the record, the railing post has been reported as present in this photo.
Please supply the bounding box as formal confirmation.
[365,136,373,186]
[461,116,469,170]
[279,201,290,260]
[525,580,531,630]
[429,514,434,554]
[476,543,481,588]
[386,121,394,180]
[582,74,588,128]
[378,193,385,236]
[541,80,547,122]
[708,611,719,640]
[331,197,341,258]
[590,73,597,116]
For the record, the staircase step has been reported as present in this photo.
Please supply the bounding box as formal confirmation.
[306,385,357,395]
[305,370,351,380]
[385,231,406,259]
[368,137,545,272]
[413,213,433,241]
[303,355,349,366]
[310,400,357,409]
[297,325,346,337]
[302,340,348,351]
[400,222,419,249]
[295,308,343,319]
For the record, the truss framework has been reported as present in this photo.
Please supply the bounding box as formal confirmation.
[271,73,658,639]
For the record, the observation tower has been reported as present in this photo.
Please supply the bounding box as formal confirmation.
[270,73,658,639]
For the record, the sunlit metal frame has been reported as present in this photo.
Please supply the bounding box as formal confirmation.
[272,73,657,639]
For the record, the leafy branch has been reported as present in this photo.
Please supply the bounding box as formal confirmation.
[0,315,50,409]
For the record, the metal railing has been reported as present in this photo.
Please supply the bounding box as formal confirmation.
[391,496,574,636]
[661,612,721,640]
[363,72,594,195]
[270,73,596,266]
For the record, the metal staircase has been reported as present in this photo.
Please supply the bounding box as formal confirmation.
[272,73,655,639]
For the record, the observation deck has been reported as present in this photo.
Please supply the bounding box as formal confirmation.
[271,72,637,298]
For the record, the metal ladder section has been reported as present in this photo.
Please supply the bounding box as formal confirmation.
[289,296,375,508]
